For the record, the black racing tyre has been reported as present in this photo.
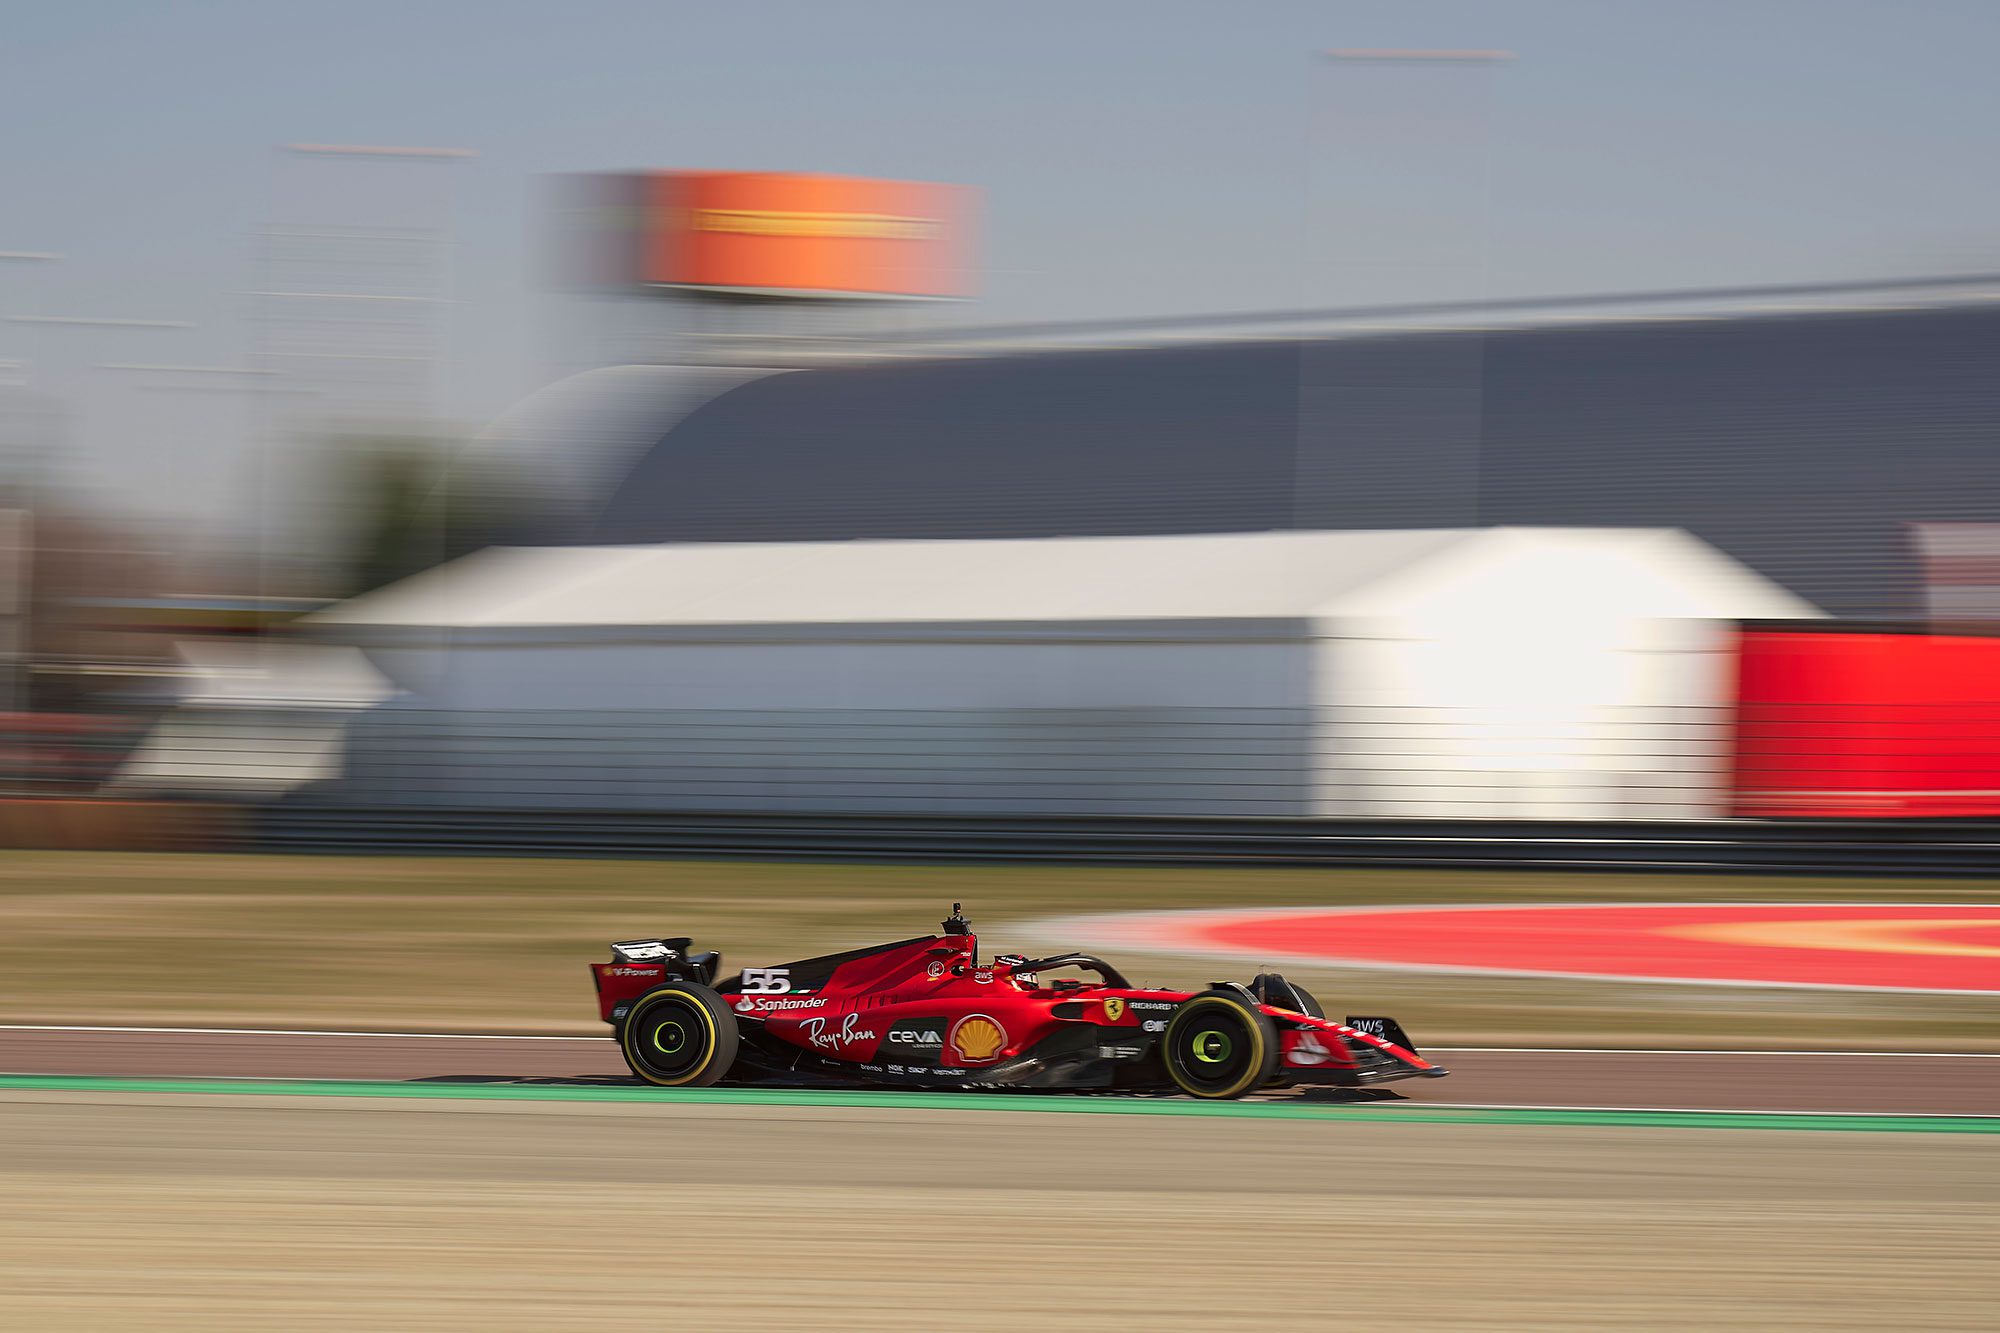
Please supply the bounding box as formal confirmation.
[1162,991,1280,1100]
[1287,982,1325,1019]
[619,982,739,1088]
[1250,971,1324,1018]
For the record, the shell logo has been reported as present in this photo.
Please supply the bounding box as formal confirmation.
[637,171,977,299]
[690,209,941,241]
[949,1014,1007,1064]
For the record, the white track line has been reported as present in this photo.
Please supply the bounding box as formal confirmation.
[2,1025,1997,1059]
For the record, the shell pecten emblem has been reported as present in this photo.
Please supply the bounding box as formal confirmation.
[1102,997,1126,1022]
[949,1014,1007,1064]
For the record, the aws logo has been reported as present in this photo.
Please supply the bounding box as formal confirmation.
[949,1014,1008,1064]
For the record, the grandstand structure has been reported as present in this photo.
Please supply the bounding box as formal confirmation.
[515,272,2000,622]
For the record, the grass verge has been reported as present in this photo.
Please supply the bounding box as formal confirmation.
[2,851,1994,1047]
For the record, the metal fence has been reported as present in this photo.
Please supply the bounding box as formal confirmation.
[269,703,1738,820]
[0,712,147,796]
[63,700,2000,818]
[249,807,2000,875]
[19,701,2000,870]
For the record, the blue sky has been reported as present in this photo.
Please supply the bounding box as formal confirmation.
[5,1,2000,534]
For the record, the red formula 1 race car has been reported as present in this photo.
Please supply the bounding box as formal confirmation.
[590,904,1446,1100]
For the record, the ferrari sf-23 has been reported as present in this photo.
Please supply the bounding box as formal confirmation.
[590,905,1446,1100]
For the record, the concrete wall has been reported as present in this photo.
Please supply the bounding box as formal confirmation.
[329,635,1319,814]
[389,638,1308,711]
[335,705,1317,815]
[333,616,1739,819]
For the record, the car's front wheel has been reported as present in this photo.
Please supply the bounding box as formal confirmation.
[1162,991,1279,1100]
[1250,971,1324,1018]
[619,982,739,1087]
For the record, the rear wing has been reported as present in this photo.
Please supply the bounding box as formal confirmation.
[591,937,723,1026]
[609,937,722,983]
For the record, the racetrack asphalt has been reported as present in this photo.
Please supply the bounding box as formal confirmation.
[3,1087,1995,1330]
[2,1025,1995,1115]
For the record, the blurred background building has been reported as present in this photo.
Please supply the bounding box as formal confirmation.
[314,527,1814,819]
[14,117,2000,828]
[543,287,2000,624]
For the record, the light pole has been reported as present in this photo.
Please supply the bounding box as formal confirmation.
[0,252,58,714]
[1296,42,1515,519]
[1322,49,1516,64]
[255,141,473,619]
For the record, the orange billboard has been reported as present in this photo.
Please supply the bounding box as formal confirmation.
[642,171,976,299]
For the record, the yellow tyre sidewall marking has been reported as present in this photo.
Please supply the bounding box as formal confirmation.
[1167,996,1267,1100]
[622,989,720,1086]
[1662,917,2000,959]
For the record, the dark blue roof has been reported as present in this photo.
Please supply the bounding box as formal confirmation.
[590,305,2000,618]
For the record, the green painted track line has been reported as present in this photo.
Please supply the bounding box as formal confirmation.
[0,1074,1993,1134]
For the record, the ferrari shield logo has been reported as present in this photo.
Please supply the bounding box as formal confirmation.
[1102,997,1126,1022]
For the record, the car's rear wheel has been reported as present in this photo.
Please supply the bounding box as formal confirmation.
[619,982,738,1087]
[1163,991,1279,1100]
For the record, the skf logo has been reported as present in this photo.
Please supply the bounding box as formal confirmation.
[1102,997,1126,1022]
[949,1014,1006,1064]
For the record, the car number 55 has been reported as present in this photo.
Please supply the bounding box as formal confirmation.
[741,967,792,994]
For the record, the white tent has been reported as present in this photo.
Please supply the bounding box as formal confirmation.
[107,642,393,798]
[314,528,1822,818]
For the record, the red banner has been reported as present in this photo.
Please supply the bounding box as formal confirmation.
[1734,628,2000,817]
